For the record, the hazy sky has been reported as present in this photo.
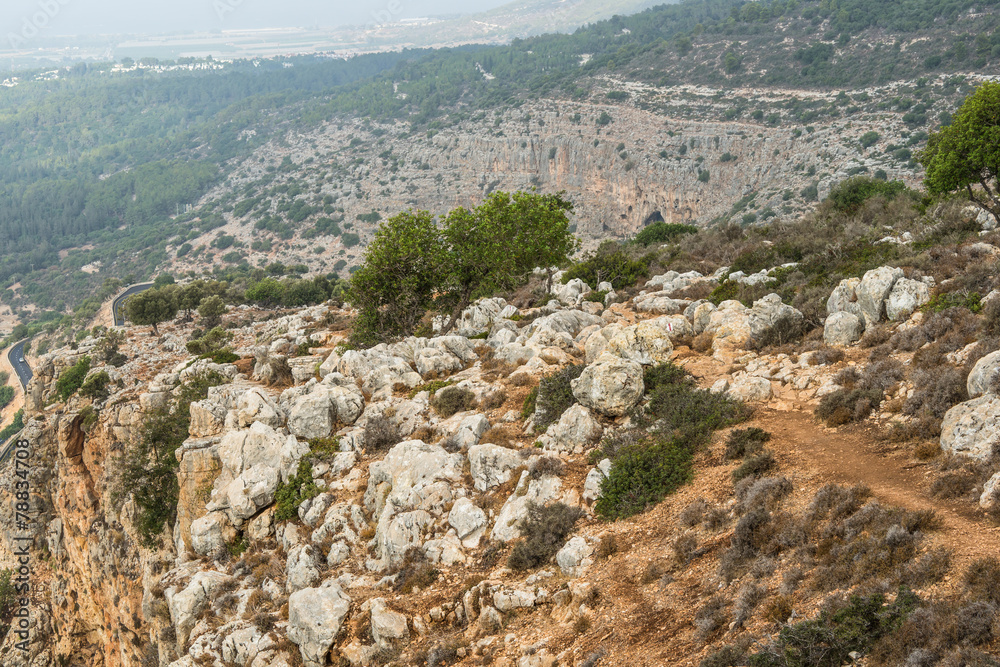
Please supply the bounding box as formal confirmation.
[1,0,513,36]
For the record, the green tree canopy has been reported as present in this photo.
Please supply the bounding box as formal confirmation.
[124,288,178,335]
[438,191,577,332]
[349,191,578,345]
[349,210,448,346]
[921,82,1000,224]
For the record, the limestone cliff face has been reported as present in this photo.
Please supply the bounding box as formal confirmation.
[175,93,919,278]
[0,339,180,667]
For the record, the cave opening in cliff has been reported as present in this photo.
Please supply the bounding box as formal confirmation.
[643,211,664,225]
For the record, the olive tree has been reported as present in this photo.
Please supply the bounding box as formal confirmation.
[920,82,1000,225]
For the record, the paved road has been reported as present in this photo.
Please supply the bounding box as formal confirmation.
[112,282,155,326]
[8,339,31,389]
[0,340,30,464]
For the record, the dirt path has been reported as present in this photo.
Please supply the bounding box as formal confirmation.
[679,349,1000,574]
[756,407,1000,575]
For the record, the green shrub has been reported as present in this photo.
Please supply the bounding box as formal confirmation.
[79,371,112,400]
[750,589,919,667]
[645,382,751,444]
[584,290,608,303]
[816,388,884,426]
[508,502,584,570]
[205,348,240,364]
[596,438,695,519]
[724,427,772,460]
[274,459,320,522]
[561,242,651,289]
[79,405,99,430]
[534,365,584,430]
[0,385,13,409]
[634,222,698,246]
[643,360,694,394]
[56,355,92,401]
[732,450,778,482]
[186,326,233,356]
[408,379,453,398]
[521,386,538,419]
[825,176,911,215]
[431,386,476,417]
[0,410,24,442]
[709,280,740,305]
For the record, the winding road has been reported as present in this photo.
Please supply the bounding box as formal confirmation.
[112,282,155,327]
[0,340,31,464]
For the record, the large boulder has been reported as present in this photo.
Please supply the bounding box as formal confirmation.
[552,278,591,305]
[448,297,509,336]
[216,422,307,485]
[824,311,864,347]
[556,536,594,577]
[571,355,644,417]
[225,464,281,524]
[603,321,674,366]
[287,582,352,667]
[448,498,488,548]
[189,512,236,557]
[526,310,603,338]
[210,422,309,526]
[940,395,1000,460]
[856,266,903,326]
[468,444,524,492]
[287,380,364,440]
[365,440,465,514]
[727,376,773,402]
[826,277,864,320]
[968,350,1000,398]
[166,570,234,651]
[234,388,285,429]
[369,598,409,649]
[748,294,804,338]
[286,544,321,593]
[885,278,931,321]
[706,300,751,349]
[491,471,565,542]
[633,292,690,315]
[538,404,603,454]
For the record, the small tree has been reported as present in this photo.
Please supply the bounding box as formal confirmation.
[349,210,448,346]
[124,288,178,335]
[920,82,1000,225]
[437,191,577,333]
[197,295,226,327]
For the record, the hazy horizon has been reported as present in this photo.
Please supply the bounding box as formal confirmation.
[1,0,514,37]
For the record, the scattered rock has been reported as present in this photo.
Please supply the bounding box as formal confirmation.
[571,355,644,417]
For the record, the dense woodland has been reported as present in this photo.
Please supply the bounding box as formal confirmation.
[0,0,999,329]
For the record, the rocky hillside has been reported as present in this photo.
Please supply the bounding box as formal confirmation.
[5,200,1000,666]
[168,73,966,278]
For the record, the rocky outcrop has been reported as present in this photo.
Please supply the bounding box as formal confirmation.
[824,311,864,346]
[940,395,1000,460]
[571,355,644,417]
[968,350,1000,398]
[287,582,352,667]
